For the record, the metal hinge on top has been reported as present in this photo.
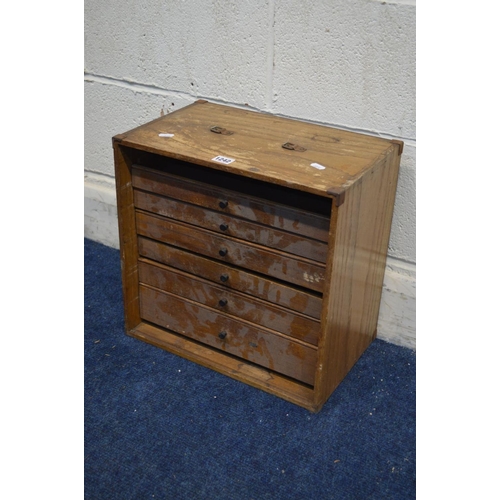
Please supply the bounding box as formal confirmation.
[210,126,234,135]
[282,142,307,152]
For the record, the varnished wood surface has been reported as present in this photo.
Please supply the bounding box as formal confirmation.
[132,165,330,242]
[134,189,328,262]
[138,260,320,345]
[313,144,402,408]
[113,139,141,331]
[137,236,323,319]
[130,322,320,411]
[117,101,396,199]
[113,101,403,411]
[136,211,326,293]
[139,284,317,385]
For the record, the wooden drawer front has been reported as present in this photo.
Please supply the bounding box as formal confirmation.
[139,284,317,385]
[137,237,323,319]
[134,190,328,263]
[138,260,320,346]
[136,211,326,293]
[131,166,330,242]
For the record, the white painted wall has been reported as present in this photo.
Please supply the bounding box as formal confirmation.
[84,0,416,348]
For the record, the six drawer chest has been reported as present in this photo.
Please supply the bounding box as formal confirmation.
[113,100,403,412]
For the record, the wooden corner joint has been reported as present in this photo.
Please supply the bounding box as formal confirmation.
[326,187,346,207]
[390,140,404,156]
[112,133,127,144]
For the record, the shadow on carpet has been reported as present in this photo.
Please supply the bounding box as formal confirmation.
[85,238,416,499]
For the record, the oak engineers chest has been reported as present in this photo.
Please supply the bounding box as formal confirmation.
[113,100,402,412]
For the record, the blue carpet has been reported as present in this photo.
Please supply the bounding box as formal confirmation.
[85,238,416,499]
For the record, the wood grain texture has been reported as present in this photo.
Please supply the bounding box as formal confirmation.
[119,101,392,199]
[134,189,329,262]
[130,321,317,411]
[135,211,326,293]
[132,165,330,242]
[139,284,317,385]
[113,101,402,411]
[137,236,323,319]
[313,144,401,408]
[113,139,141,331]
[138,260,320,345]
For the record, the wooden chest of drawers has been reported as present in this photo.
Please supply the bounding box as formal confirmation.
[113,100,402,412]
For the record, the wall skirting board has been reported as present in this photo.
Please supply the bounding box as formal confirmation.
[84,172,416,350]
[84,172,120,250]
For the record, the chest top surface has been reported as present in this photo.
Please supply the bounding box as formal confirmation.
[114,100,397,199]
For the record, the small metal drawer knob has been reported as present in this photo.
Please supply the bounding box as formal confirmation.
[219,299,228,307]
[219,223,228,231]
[218,331,227,340]
[219,248,228,257]
[219,200,228,209]
[220,274,229,283]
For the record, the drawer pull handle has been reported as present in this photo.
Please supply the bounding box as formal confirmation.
[218,331,228,340]
[219,200,228,209]
[220,274,229,283]
[219,223,228,231]
[219,248,228,257]
[219,299,228,307]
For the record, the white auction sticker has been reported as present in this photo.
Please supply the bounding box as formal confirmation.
[212,155,235,165]
[310,162,326,170]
